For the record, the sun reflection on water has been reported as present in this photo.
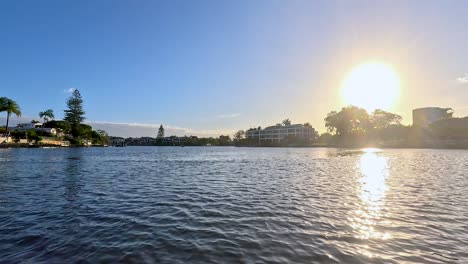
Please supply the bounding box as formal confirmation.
[350,149,391,240]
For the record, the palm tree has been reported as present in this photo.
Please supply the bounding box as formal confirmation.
[39,109,54,136]
[39,109,54,124]
[0,97,22,141]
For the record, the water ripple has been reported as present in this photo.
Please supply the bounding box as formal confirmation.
[0,147,467,263]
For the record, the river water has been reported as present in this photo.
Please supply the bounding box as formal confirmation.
[0,147,467,263]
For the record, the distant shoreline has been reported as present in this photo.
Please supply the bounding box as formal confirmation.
[2,143,467,150]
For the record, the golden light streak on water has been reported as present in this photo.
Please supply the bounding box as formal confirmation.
[349,148,392,241]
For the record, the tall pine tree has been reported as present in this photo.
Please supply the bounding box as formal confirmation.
[157,124,165,138]
[64,89,85,138]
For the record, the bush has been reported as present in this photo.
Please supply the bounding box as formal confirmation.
[27,129,42,143]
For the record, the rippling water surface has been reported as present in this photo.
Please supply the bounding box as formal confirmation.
[1,147,467,263]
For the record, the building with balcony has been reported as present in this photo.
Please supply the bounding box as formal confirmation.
[246,123,316,144]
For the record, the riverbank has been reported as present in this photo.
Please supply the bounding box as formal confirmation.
[0,143,107,148]
[2,143,467,150]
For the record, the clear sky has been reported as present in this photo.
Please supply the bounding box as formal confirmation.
[1,0,468,137]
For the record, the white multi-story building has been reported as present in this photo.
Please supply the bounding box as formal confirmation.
[13,122,58,135]
[15,122,42,130]
[246,124,316,143]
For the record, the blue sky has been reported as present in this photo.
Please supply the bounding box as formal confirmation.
[1,0,468,137]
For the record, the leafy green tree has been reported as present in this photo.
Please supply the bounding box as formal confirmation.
[0,97,21,141]
[88,130,110,145]
[157,124,165,138]
[64,90,85,138]
[78,124,93,139]
[26,129,42,144]
[97,129,110,145]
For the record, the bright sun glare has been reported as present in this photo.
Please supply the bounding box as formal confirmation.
[341,62,400,112]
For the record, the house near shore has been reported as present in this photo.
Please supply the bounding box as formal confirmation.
[13,122,59,136]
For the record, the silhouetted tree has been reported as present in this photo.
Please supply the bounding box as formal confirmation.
[282,118,292,126]
[324,106,369,136]
[370,109,402,129]
[218,135,232,145]
[157,124,165,138]
[233,130,245,141]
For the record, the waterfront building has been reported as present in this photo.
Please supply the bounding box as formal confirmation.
[412,107,453,127]
[13,122,58,136]
[15,122,42,130]
[246,123,316,144]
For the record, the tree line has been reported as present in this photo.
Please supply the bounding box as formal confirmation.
[320,105,468,147]
[0,90,109,146]
[231,105,468,148]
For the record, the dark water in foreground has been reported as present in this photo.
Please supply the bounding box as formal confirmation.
[0,147,467,263]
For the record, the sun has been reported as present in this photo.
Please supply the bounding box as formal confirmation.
[341,62,400,112]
